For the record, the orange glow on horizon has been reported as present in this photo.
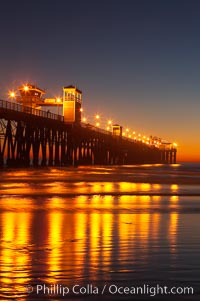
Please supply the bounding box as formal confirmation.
[175,140,200,162]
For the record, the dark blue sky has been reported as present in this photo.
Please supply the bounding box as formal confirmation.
[1,0,200,160]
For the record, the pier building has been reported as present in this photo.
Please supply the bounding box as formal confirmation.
[16,84,45,108]
[63,85,82,124]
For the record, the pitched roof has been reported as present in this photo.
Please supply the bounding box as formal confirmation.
[63,85,82,93]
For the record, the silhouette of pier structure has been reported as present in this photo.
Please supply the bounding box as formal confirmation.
[0,84,177,167]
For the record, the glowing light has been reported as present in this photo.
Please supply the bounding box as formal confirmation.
[171,184,179,191]
[80,108,83,112]
[126,128,129,132]
[23,85,29,91]
[173,143,177,147]
[96,122,100,127]
[106,126,110,130]
[95,114,100,119]
[82,117,87,122]
[9,91,16,98]
[56,97,61,103]
[108,120,112,125]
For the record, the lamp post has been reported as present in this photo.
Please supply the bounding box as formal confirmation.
[8,91,16,110]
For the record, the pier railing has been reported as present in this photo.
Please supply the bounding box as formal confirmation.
[0,99,64,122]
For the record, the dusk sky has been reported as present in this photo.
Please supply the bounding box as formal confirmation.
[1,0,200,162]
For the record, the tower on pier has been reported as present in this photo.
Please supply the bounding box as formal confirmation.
[63,85,82,124]
[112,124,122,137]
[17,84,45,108]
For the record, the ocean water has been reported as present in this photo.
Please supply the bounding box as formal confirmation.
[0,163,200,300]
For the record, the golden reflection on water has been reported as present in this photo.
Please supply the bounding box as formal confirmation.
[1,183,28,188]
[44,182,66,194]
[90,213,101,278]
[0,211,32,297]
[0,180,169,197]
[171,184,179,192]
[47,210,64,280]
[0,193,179,298]
[74,195,88,208]
[169,196,179,253]
[74,213,87,268]
[91,183,103,194]
[7,171,29,177]
[0,197,34,211]
[119,182,152,192]
[169,212,179,254]
[140,183,151,191]
[119,182,137,192]
[103,182,114,193]
[153,196,161,201]
[170,195,179,202]
[0,183,33,195]
[102,213,112,268]
[89,195,114,210]
[152,184,161,190]
[119,195,151,210]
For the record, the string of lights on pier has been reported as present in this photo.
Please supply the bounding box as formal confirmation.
[8,83,177,150]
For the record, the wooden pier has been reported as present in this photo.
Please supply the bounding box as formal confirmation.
[0,99,176,167]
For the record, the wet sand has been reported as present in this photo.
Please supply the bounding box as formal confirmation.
[0,164,200,300]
